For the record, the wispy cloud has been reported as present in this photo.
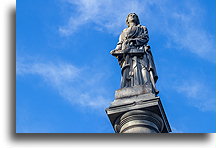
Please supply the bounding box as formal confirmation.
[59,0,150,35]
[59,0,215,62]
[171,127,184,133]
[163,5,215,62]
[17,59,112,109]
[175,80,215,112]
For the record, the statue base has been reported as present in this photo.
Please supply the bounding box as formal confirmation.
[105,86,171,133]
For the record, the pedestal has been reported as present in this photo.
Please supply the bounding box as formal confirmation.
[105,85,171,133]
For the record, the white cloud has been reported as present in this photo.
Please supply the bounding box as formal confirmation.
[164,7,215,62]
[16,60,112,109]
[17,61,80,85]
[59,0,149,35]
[175,80,215,112]
[59,0,215,62]
[171,127,184,133]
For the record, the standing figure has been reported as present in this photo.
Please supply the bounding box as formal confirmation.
[110,13,159,94]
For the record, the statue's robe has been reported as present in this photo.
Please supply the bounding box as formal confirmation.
[115,25,158,93]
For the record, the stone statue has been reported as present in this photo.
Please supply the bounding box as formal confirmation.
[110,13,159,94]
[106,13,171,133]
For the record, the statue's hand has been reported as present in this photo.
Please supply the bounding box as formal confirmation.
[110,49,116,54]
[126,38,136,46]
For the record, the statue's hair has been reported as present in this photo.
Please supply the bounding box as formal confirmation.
[126,13,140,27]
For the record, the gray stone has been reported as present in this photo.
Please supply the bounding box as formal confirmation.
[115,85,155,99]
[110,13,158,94]
[114,110,164,133]
[106,92,171,133]
[106,13,171,133]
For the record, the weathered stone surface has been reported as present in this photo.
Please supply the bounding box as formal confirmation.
[106,92,171,133]
[114,110,164,133]
[110,13,158,94]
[105,13,171,133]
[115,85,155,99]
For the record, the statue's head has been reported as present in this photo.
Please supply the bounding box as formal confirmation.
[126,13,140,27]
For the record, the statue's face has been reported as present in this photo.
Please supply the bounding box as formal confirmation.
[127,13,138,24]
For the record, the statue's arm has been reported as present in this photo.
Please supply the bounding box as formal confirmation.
[115,34,123,50]
[132,26,149,46]
[110,31,125,54]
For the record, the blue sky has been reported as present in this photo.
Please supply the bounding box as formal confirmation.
[16,0,215,133]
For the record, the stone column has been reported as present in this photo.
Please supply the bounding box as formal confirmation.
[105,86,171,133]
[114,110,163,133]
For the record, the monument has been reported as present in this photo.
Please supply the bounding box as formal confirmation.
[106,13,171,133]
